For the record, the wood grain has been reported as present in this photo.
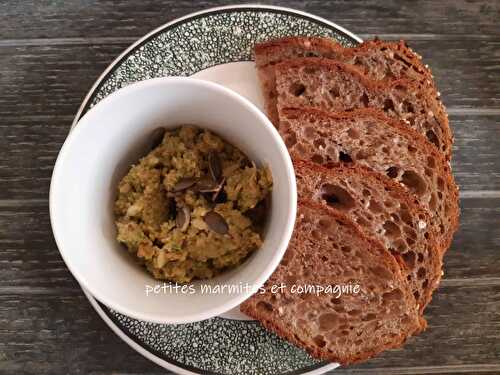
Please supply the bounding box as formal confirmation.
[0,44,126,118]
[0,0,498,40]
[0,293,161,374]
[0,1,499,374]
[0,40,499,118]
[0,283,498,374]
[0,115,498,202]
[0,197,498,292]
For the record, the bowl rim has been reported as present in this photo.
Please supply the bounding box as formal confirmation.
[49,76,297,324]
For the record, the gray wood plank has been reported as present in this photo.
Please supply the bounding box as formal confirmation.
[0,1,499,373]
[0,114,498,201]
[0,293,161,374]
[0,198,498,291]
[0,40,499,118]
[0,44,126,118]
[405,39,500,110]
[444,198,500,280]
[0,283,498,374]
[338,283,500,372]
[451,116,500,192]
[0,0,498,40]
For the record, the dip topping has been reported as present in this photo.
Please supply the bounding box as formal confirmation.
[114,125,273,283]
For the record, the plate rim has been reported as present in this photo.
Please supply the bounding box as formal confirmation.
[73,4,363,374]
[83,288,340,375]
[71,4,362,129]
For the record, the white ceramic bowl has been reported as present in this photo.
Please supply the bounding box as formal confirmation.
[50,77,296,324]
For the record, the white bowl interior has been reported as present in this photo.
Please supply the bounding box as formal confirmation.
[50,78,296,323]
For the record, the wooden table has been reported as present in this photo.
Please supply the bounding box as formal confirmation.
[1,1,499,374]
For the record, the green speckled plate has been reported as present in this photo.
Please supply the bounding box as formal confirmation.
[74,5,361,375]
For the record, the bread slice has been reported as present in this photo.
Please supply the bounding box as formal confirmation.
[274,57,452,159]
[255,36,343,67]
[255,37,345,125]
[255,37,438,128]
[280,107,459,253]
[294,160,442,310]
[255,37,434,85]
[241,200,422,365]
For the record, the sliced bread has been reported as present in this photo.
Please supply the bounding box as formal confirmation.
[255,36,343,67]
[255,37,434,84]
[274,57,452,159]
[255,36,345,125]
[280,107,459,252]
[294,160,442,310]
[241,200,422,365]
[255,37,438,127]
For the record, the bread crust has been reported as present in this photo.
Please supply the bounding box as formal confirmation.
[280,106,460,253]
[254,36,344,67]
[254,36,346,125]
[254,37,451,159]
[353,39,435,85]
[238,308,418,365]
[293,159,443,311]
[241,200,423,365]
[274,57,452,160]
[255,37,434,86]
[249,37,455,365]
